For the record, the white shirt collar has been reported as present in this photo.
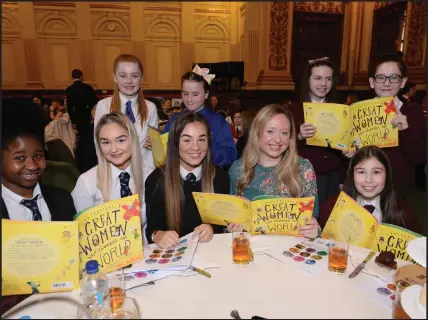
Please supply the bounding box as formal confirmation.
[394,95,403,110]
[180,165,202,181]
[111,163,132,181]
[310,96,326,103]
[357,195,382,222]
[2,183,42,202]
[119,92,138,108]
[193,105,205,113]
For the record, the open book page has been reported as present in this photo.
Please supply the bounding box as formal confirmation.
[349,96,398,150]
[2,220,79,295]
[250,196,315,235]
[193,192,314,235]
[74,194,144,276]
[371,223,422,262]
[193,192,252,231]
[148,125,168,167]
[303,102,350,151]
[321,192,379,249]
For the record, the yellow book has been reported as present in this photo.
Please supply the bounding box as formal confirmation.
[148,125,169,167]
[321,192,422,262]
[2,220,79,295]
[192,193,315,235]
[303,96,398,152]
[74,194,144,276]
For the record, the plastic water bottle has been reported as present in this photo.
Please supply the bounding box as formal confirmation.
[80,260,109,318]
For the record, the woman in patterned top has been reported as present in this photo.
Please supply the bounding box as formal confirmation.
[228,104,320,238]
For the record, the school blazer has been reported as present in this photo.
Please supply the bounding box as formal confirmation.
[1,185,77,221]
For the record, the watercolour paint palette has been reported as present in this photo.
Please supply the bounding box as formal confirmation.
[266,237,329,275]
[126,232,199,272]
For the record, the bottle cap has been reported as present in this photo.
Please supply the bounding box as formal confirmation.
[85,260,99,274]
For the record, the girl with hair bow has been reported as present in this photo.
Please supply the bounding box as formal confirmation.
[163,65,237,168]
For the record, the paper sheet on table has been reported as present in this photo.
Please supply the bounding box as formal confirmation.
[265,237,329,275]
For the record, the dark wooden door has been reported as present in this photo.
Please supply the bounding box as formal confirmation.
[291,12,344,92]
[369,2,407,73]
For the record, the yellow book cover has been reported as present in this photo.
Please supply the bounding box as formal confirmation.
[321,192,422,261]
[2,220,79,296]
[148,125,169,167]
[74,194,144,276]
[303,96,398,152]
[192,192,314,235]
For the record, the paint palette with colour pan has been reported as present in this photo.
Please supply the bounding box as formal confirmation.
[125,232,199,272]
[266,237,329,275]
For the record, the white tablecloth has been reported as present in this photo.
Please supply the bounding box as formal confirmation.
[4,234,402,319]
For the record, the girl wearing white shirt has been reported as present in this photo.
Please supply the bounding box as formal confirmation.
[72,112,149,228]
[94,54,159,174]
[288,57,347,208]
[319,145,420,234]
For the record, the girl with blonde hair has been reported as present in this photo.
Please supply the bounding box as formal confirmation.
[72,112,149,231]
[228,104,320,238]
[95,54,159,176]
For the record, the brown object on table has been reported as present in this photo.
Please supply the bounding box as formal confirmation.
[375,251,398,269]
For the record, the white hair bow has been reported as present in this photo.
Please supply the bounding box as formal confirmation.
[192,64,216,85]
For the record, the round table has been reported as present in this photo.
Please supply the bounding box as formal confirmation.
[4,234,398,319]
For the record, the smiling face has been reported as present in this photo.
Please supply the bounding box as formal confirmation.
[98,123,132,170]
[258,114,291,167]
[369,62,407,98]
[113,61,143,98]
[182,80,208,111]
[309,66,333,101]
[353,156,386,201]
[2,136,46,198]
[179,122,209,171]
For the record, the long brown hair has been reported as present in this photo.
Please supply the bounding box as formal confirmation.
[110,54,148,126]
[163,112,215,233]
[299,57,338,103]
[342,145,406,227]
[237,104,302,197]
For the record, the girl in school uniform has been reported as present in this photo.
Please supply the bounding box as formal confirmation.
[94,54,159,175]
[145,112,230,249]
[288,57,348,209]
[319,146,420,234]
[367,52,426,189]
[72,112,149,228]
[228,104,320,238]
[163,65,237,168]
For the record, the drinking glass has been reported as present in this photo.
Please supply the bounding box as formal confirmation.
[108,269,125,299]
[328,236,349,274]
[232,231,251,266]
[393,280,411,319]
[98,297,141,319]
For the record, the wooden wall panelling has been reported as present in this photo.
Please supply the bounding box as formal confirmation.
[405,2,426,83]
[23,39,44,88]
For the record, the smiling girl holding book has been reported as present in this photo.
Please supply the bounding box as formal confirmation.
[288,57,348,209]
[145,112,230,249]
[228,104,320,238]
[318,145,420,234]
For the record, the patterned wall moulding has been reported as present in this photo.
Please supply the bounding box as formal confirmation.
[269,2,289,71]
[374,2,395,10]
[145,15,181,41]
[92,12,130,39]
[35,11,77,38]
[406,2,426,68]
[293,1,345,14]
[2,12,20,37]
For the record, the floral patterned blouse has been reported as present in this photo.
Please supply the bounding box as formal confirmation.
[228,156,319,217]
